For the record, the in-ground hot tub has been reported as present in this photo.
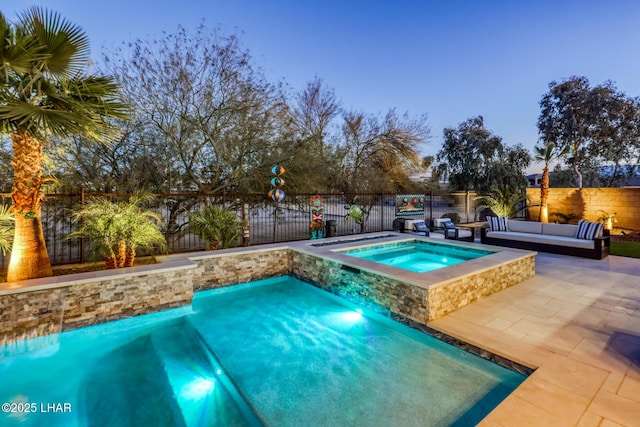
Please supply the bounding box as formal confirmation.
[290,235,536,322]
[342,240,494,273]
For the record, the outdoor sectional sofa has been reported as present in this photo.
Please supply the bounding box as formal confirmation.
[480,219,610,259]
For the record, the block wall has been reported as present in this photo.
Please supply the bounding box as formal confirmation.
[526,187,640,230]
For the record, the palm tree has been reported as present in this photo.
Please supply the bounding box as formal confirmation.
[189,205,243,250]
[533,142,567,223]
[67,194,167,269]
[0,8,129,281]
[475,187,528,218]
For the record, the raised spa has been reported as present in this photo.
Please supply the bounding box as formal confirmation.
[342,240,494,273]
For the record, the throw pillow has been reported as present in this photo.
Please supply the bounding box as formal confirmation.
[413,221,428,232]
[487,216,508,232]
[442,219,456,229]
[576,220,603,240]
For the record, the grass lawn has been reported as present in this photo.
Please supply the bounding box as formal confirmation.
[610,241,640,258]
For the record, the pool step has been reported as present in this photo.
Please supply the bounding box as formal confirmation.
[81,335,187,427]
[149,318,264,427]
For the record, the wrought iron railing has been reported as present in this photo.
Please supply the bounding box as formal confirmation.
[0,191,485,268]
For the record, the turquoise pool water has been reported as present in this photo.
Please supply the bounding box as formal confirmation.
[344,241,493,273]
[0,276,523,426]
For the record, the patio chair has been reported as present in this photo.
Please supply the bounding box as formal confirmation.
[440,219,474,242]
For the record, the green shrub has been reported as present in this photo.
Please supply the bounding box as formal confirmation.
[67,193,167,268]
[189,205,243,250]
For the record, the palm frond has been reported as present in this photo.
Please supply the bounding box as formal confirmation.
[476,188,528,218]
[189,205,242,249]
[18,7,90,78]
[0,8,130,140]
[67,194,166,262]
[0,204,15,255]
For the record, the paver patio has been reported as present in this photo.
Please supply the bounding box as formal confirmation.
[428,252,640,426]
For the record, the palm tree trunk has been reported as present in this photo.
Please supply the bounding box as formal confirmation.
[124,247,136,267]
[116,240,127,268]
[105,255,118,269]
[572,160,583,188]
[7,134,52,282]
[539,166,550,223]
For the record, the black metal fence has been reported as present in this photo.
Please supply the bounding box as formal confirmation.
[0,191,486,268]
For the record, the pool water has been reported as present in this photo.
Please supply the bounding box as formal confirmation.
[344,241,493,273]
[0,276,524,427]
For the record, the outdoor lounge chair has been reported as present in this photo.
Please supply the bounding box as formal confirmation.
[439,219,474,242]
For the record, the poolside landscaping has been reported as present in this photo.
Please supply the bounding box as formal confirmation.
[610,234,640,258]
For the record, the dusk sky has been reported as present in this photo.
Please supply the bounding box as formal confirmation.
[3,1,640,172]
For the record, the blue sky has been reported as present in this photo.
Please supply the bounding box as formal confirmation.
[3,1,640,172]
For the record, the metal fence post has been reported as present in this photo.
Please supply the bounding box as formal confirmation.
[242,203,250,246]
[429,191,433,226]
[80,189,85,264]
[379,193,384,231]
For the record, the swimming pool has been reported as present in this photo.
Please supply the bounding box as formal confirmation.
[343,240,494,273]
[0,275,524,426]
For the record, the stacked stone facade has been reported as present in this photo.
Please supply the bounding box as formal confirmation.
[1,264,194,346]
[1,244,533,345]
[292,250,535,323]
[191,248,290,291]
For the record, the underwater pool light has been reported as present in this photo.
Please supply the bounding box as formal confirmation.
[181,376,215,401]
[341,308,363,322]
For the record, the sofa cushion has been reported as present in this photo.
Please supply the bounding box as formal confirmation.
[542,223,578,237]
[485,231,595,249]
[507,220,543,234]
[487,216,508,231]
[576,220,604,240]
[445,229,473,239]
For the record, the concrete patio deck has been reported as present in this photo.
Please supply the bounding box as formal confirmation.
[428,252,640,426]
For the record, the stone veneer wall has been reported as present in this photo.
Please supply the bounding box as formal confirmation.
[0,265,194,346]
[0,249,292,346]
[191,248,291,291]
[1,245,532,346]
[291,251,430,322]
[526,187,640,230]
[427,256,535,320]
[291,251,535,322]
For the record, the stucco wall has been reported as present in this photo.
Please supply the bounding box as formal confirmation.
[526,187,640,230]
